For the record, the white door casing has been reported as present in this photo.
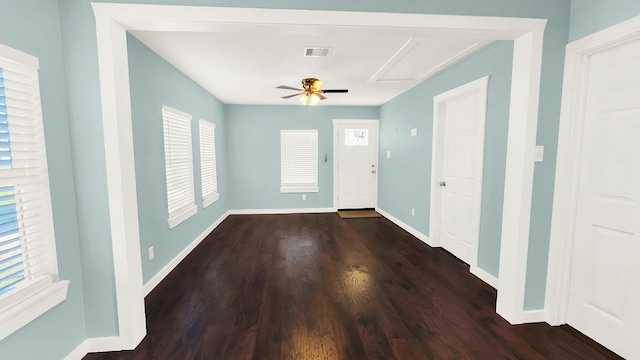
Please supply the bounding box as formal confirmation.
[333,119,379,209]
[430,76,489,268]
[546,15,640,360]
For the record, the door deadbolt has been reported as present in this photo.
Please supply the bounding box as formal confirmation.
[439,181,446,187]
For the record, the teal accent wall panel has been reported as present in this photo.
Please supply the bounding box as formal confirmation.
[226,105,379,210]
[128,35,229,284]
[0,0,87,358]
[379,41,514,278]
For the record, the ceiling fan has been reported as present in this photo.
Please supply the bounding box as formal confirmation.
[277,78,348,106]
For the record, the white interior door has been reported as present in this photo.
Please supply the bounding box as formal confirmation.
[335,120,378,209]
[566,38,640,360]
[432,77,488,265]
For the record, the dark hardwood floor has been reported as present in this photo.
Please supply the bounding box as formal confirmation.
[85,213,621,359]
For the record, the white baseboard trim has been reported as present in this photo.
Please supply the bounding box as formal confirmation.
[229,207,335,215]
[470,265,499,289]
[143,211,230,297]
[521,309,547,323]
[375,207,432,247]
[64,336,121,360]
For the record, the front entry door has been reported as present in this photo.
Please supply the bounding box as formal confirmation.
[335,120,378,209]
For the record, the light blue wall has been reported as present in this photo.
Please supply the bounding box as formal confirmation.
[378,41,513,278]
[226,105,379,210]
[0,1,87,359]
[127,35,229,284]
[570,0,640,41]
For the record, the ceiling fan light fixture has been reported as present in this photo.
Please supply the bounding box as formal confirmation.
[309,93,321,106]
[299,94,309,105]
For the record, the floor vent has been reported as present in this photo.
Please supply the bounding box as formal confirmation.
[304,47,333,57]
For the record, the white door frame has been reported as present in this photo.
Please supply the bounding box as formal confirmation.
[92,3,546,350]
[545,15,640,326]
[430,76,489,276]
[333,119,379,210]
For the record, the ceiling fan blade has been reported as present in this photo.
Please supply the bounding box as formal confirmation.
[317,93,327,100]
[281,93,303,99]
[321,89,349,93]
[277,85,304,91]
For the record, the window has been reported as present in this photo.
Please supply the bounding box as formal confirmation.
[0,43,68,341]
[162,106,197,228]
[280,129,319,193]
[345,129,368,146]
[199,119,219,208]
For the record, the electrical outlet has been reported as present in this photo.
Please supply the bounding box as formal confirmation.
[411,208,415,216]
[411,128,418,136]
[148,246,154,260]
[387,150,391,158]
[302,194,307,201]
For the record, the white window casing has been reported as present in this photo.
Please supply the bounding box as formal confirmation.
[0,43,69,341]
[280,129,319,193]
[199,119,219,208]
[162,106,197,228]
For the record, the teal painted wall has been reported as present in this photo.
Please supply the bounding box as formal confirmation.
[226,105,379,210]
[0,1,87,359]
[128,35,229,284]
[570,0,640,41]
[378,41,513,278]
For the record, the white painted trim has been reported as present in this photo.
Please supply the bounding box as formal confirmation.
[90,6,548,351]
[545,15,640,326]
[430,75,489,263]
[229,208,335,215]
[144,211,230,296]
[470,266,499,289]
[521,310,547,323]
[0,42,38,68]
[332,119,380,210]
[92,6,146,349]
[64,337,122,360]
[0,280,69,341]
[495,28,545,325]
[376,207,433,247]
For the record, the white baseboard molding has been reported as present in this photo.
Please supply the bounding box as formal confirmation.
[229,207,335,215]
[470,265,499,289]
[143,211,230,297]
[521,309,547,323]
[375,207,432,247]
[64,336,121,360]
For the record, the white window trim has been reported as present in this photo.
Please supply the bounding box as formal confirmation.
[199,119,219,208]
[280,129,319,194]
[0,43,69,341]
[162,106,197,229]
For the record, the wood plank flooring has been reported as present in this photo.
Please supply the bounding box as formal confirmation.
[84,213,622,359]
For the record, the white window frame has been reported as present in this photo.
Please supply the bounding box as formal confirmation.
[280,129,319,193]
[0,43,69,341]
[162,106,197,229]
[198,119,219,208]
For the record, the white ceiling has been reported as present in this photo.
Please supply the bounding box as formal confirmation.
[131,23,494,106]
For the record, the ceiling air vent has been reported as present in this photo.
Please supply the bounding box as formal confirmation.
[304,47,333,57]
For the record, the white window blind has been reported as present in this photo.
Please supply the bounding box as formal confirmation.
[162,106,197,228]
[0,43,68,341]
[199,119,219,208]
[280,129,319,193]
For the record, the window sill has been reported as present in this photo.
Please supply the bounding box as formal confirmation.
[0,279,69,341]
[168,203,198,229]
[202,192,220,208]
[280,186,319,193]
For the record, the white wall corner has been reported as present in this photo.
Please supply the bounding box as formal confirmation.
[376,207,433,247]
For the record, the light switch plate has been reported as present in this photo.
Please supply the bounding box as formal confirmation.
[387,151,391,158]
[535,146,544,162]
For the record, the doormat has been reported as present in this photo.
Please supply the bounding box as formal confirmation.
[337,210,382,219]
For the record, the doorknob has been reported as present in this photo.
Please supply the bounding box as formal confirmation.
[439,181,446,187]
